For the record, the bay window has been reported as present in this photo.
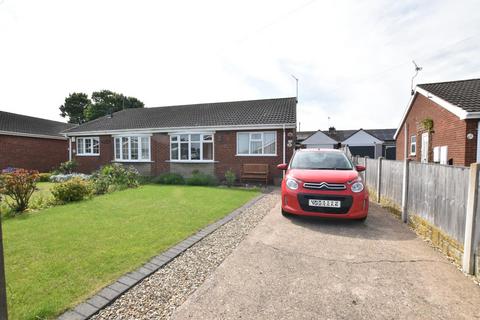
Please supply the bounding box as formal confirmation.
[76,137,100,156]
[237,131,276,155]
[170,133,214,161]
[114,136,151,161]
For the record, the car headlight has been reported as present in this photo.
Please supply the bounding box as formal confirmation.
[351,181,364,193]
[286,178,299,190]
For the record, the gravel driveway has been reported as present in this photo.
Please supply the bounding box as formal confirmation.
[91,191,279,320]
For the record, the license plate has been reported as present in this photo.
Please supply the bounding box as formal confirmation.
[308,199,341,208]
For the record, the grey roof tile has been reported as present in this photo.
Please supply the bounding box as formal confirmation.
[66,97,297,133]
[0,111,76,137]
[418,78,480,112]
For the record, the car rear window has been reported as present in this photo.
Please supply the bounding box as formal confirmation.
[290,151,353,170]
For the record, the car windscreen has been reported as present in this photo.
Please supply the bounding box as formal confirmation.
[290,151,353,170]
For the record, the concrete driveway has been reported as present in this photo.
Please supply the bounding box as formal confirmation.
[172,198,480,320]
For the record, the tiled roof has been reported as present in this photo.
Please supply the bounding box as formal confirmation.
[418,78,480,112]
[296,128,396,143]
[296,131,316,141]
[0,111,76,138]
[66,97,297,133]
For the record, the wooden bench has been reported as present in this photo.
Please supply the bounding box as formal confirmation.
[240,164,269,184]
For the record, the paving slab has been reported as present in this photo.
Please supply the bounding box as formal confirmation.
[172,201,480,320]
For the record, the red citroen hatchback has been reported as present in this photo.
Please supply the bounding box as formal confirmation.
[277,149,368,220]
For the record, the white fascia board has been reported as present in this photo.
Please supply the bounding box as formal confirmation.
[65,123,296,137]
[0,130,67,140]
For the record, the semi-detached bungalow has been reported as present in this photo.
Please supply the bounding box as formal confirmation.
[63,97,297,183]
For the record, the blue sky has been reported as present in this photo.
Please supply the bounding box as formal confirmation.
[0,0,479,131]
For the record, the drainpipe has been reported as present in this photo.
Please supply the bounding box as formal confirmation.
[68,137,72,161]
[283,124,286,164]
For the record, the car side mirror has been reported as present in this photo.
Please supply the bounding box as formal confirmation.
[355,165,366,172]
[277,163,288,170]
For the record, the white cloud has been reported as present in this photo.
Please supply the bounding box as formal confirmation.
[0,0,479,131]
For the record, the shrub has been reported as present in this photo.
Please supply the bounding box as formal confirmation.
[186,171,218,186]
[224,169,236,187]
[56,160,78,174]
[0,169,39,212]
[51,177,93,203]
[50,173,91,183]
[152,173,185,185]
[38,173,52,182]
[90,173,111,195]
[90,164,140,194]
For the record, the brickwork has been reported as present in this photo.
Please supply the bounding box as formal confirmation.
[0,135,68,172]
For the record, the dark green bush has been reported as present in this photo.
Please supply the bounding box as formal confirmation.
[55,160,78,174]
[186,172,218,186]
[152,173,185,185]
[90,164,140,194]
[224,169,236,187]
[38,173,52,182]
[51,177,93,203]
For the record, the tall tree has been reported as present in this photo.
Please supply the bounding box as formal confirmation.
[83,90,144,122]
[59,93,91,124]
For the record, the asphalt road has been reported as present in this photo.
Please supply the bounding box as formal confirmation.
[172,198,480,320]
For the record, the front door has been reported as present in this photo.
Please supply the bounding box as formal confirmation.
[421,132,429,163]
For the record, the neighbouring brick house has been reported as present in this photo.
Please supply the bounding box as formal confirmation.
[395,78,480,166]
[0,111,76,172]
[64,97,297,183]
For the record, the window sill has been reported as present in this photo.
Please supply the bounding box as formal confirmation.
[167,160,218,163]
[112,160,154,163]
[76,154,100,157]
[235,154,277,157]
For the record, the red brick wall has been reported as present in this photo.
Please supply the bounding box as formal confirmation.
[72,135,114,173]
[396,93,477,166]
[0,135,68,172]
[70,128,296,183]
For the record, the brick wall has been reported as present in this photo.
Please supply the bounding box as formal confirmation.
[0,134,69,172]
[70,128,296,183]
[396,93,477,166]
[73,135,114,173]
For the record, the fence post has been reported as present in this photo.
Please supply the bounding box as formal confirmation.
[362,156,368,181]
[401,159,410,223]
[354,155,359,165]
[0,215,7,320]
[376,157,383,203]
[463,163,479,274]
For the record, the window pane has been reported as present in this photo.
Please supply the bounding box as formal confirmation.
[93,138,99,154]
[171,136,178,142]
[191,142,200,160]
[190,134,200,142]
[115,138,120,159]
[180,134,189,142]
[130,137,139,160]
[263,132,276,154]
[203,134,212,141]
[122,137,129,160]
[237,133,249,154]
[171,142,178,160]
[251,141,262,154]
[141,137,150,160]
[77,138,84,154]
[180,143,189,160]
[203,143,213,160]
[85,138,92,153]
[251,133,262,140]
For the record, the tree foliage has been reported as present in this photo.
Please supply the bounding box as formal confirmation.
[60,90,145,123]
[0,169,39,212]
[59,92,91,124]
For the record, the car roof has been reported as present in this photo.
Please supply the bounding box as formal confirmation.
[296,148,344,153]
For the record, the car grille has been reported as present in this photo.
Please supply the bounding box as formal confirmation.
[303,182,346,190]
[297,194,353,214]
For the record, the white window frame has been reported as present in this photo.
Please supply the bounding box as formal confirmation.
[410,135,416,156]
[76,137,100,156]
[113,135,151,162]
[169,133,214,162]
[236,131,277,156]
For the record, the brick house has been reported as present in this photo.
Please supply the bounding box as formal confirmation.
[64,97,297,183]
[0,111,76,172]
[395,78,480,166]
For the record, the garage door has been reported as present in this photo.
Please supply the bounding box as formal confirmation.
[349,146,375,158]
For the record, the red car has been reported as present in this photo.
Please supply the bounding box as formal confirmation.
[277,149,368,220]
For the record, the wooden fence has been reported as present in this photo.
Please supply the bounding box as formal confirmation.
[355,156,479,274]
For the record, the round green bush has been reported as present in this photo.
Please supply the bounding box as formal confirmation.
[152,173,185,185]
[51,177,93,203]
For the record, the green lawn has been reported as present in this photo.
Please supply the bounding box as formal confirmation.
[3,185,259,320]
